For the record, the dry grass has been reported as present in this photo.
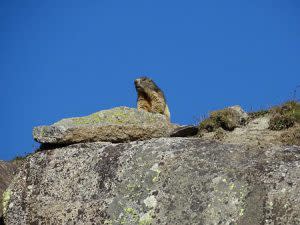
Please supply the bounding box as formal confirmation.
[269,101,300,130]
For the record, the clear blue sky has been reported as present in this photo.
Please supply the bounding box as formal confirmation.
[1,0,299,160]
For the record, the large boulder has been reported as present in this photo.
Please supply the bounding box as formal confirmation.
[33,107,172,145]
[4,138,300,225]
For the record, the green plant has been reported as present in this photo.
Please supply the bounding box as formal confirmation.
[199,108,239,132]
[269,101,300,131]
[248,109,269,119]
[269,113,295,130]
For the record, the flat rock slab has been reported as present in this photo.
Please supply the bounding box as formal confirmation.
[4,138,300,225]
[170,125,199,137]
[33,107,172,145]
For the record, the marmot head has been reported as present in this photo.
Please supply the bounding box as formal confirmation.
[134,77,161,93]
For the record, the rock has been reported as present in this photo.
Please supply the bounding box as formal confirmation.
[199,105,248,132]
[170,125,198,137]
[4,138,300,224]
[33,107,172,145]
[228,105,249,121]
[0,160,19,220]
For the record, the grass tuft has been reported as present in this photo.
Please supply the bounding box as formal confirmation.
[269,101,300,130]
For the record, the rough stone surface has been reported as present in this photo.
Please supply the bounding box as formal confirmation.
[4,138,300,225]
[200,115,290,148]
[228,105,249,122]
[33,107,172,145]
[0,161,19,219]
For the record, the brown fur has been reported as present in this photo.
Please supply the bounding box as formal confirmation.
[134,77,170,121]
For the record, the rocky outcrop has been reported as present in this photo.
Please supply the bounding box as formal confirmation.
[4,138,300,225]
[199,105,248,132]
[0,161,19,220]
[4,104,300,224]
[33,107,173,145]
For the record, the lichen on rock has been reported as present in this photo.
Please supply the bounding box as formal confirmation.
[4,138,300,224]
[33,107,173,145]
[2,189,11,216]
[0,160,19,220]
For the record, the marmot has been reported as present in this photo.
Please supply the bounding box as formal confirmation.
[134,77,170,121]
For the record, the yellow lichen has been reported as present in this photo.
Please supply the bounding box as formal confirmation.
[2,189,12,215]
[150,163,161,183]
[139,211,153,225]
[104,219,113,225]
[126,183,141,192]
[239,208,245,216]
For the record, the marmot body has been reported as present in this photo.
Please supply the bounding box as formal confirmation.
[134,77,170,121]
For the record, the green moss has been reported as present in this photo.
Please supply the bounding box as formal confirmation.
[55,107,164,127]
[72,113,103,125]
[2,189,12,215]
[71,110,132,125]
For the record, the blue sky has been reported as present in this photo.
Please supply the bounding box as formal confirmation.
[1,0,300,160]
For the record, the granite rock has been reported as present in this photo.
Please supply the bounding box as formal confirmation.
[33,107,172,145]
[4,138,300,225]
